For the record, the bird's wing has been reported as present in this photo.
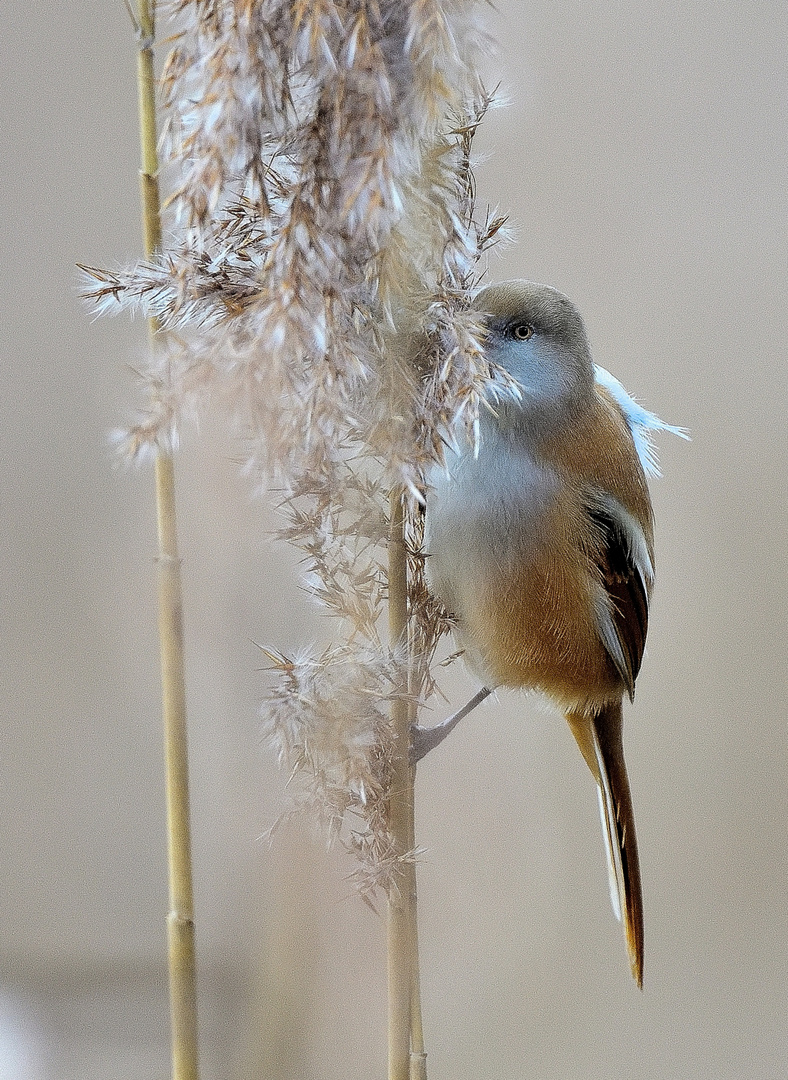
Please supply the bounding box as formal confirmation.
[587,498,651,700]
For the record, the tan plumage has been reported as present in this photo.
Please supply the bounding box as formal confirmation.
[421,280,681,987]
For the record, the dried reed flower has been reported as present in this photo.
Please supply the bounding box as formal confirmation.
[83,0,510,894]
[261,643,406,897]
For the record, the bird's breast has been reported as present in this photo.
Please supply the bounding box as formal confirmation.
[425,440,559,612]
[424,439,620,707]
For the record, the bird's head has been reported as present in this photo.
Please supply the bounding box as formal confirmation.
[472,280,595,431]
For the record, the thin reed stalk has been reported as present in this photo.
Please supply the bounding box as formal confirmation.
[406,702,426,1080]
[135,3,199,1077]
[386,490,420,1080]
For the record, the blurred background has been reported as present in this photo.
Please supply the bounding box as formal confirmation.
[1,1,786,1077]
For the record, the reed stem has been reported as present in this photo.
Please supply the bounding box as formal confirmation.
[406,692,426,1080]
[135,3,200,1077]
[387,492,426,1080]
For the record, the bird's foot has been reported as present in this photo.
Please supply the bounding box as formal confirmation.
[410,687,493,763]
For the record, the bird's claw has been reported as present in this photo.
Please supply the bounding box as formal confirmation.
[409,722,449,764]
[409,687,493,764]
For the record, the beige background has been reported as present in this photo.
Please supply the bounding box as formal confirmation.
[1,1,786,1078]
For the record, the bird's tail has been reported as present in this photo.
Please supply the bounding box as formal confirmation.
[565,701,644,987]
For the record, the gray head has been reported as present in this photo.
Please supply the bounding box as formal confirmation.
[472,280,595,430]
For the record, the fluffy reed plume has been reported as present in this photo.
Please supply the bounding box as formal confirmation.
[83,0,508,895]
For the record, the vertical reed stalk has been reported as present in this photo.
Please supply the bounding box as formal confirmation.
[387,492,425,1080]
[406,696,426,1080]
[136,3,199,1078]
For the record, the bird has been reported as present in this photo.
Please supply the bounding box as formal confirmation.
[417,280,687,987]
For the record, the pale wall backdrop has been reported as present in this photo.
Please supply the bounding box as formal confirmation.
[1,2,786,1078]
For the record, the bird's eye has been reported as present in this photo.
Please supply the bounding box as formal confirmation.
[511,322,535,341]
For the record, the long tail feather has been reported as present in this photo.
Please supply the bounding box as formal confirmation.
[566,702,644,987]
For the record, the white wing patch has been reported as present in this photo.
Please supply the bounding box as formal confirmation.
[594,365,690,477]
